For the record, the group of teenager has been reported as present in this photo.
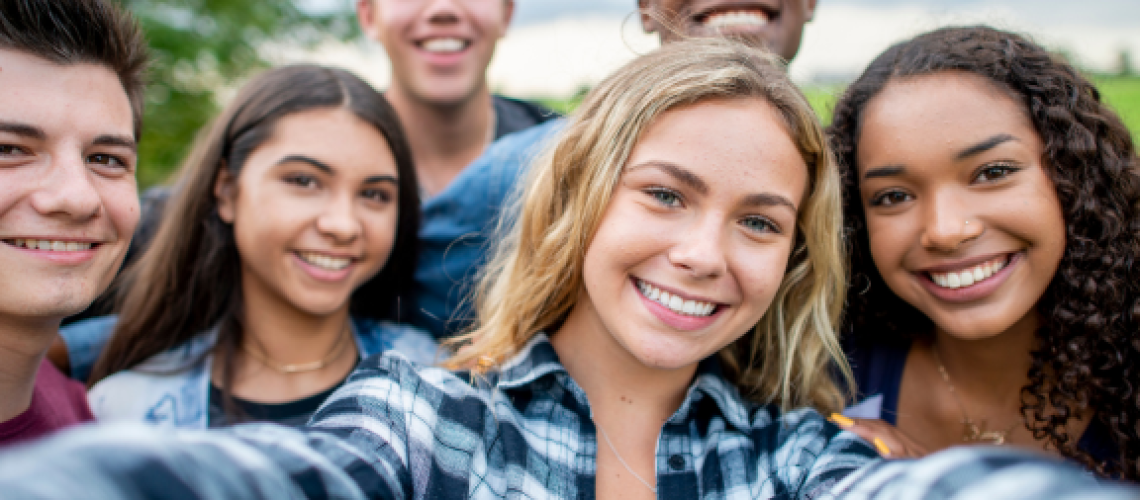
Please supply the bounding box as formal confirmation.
[0,0,1137,498]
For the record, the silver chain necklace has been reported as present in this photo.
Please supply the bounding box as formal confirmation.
[596,421,657,494]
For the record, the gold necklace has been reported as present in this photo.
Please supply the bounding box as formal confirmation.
[242,324,352,374]
[932,345,1020,445]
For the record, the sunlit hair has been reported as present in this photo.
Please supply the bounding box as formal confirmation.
[449,38,850,413]
[830,26,1140,478]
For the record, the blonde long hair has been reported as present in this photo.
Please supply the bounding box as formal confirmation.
[450,38,850,413]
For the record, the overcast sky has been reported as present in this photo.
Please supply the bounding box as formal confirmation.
[294,0,1140,98]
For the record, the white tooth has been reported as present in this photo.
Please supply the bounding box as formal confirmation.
[36,240,49,250]
[973,267,986,282]
[659,291,671,306]
[946,273,961,288]
[994,259,1005,272]
[959,271,975,287]
[66,242,79,251]
[682,300,696,315]
[669,295,684,312]
[422,38,464,53]
[650,287,661,300]
[934,275,945,287]
[13,239,23,248]
[78,243,90,250]
[704,304,714,315]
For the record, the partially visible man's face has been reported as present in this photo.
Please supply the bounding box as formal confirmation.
[639,0,816,61]
[357,0,514,107]
[0,48,139,327]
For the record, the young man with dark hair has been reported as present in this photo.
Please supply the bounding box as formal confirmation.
[0,0,146,445]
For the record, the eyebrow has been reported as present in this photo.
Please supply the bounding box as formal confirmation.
[278,155,398,185]
[631,159,797,210]
[743,193,798,211]
[629,160,708,195]
[0,121,46,140]
[955,133,1017,160]
[93,134,137,152]
[863,165,904,180]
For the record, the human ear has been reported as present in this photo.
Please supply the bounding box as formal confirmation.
[356,0,382,41]
[501,0,515,33]
[638,0,657,33]
[213,165,237,224]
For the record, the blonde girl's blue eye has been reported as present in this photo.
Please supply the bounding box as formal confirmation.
[741,216,779,234]
[647,188,682,207]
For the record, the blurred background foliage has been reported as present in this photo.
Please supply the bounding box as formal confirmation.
[118,0,358,187]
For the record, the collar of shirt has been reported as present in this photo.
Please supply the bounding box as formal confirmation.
[492,333,754,434]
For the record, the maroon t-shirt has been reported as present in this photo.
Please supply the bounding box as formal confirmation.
[0,358,93,446]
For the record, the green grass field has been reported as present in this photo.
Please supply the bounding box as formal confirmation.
[542,76,1140,145]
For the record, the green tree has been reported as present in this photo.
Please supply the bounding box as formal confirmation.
[117,0,358,187]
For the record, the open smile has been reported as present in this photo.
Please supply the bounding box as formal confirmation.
[692,3,777,30]
[916,251,1022,302]
[632,277,727,332]
[293,250,357,282]
[415,37,471,54]
[3,238,98,251]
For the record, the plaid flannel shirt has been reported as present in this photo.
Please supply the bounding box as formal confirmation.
[0,334,1131,499]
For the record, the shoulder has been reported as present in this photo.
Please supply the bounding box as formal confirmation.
[492,95,560,137]
[88,337,214,427]
[748,406,879,495]
[351,318,441,366]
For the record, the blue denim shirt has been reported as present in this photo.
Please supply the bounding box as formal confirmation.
[409,119,565,338]
[76,315,438,430]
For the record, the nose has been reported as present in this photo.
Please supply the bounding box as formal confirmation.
[316,192,362,244]
[425,0,461,24]
[667,213,728,279]
[28,153,103,223]
[919,191,983,252]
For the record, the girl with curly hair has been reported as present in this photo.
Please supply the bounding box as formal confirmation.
[827,26,1140,480]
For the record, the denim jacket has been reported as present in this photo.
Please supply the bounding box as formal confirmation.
[82,315,439,429]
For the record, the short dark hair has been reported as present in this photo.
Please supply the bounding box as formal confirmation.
[0,0,148,138]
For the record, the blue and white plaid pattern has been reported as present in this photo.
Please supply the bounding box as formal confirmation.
[0,334,1133,499]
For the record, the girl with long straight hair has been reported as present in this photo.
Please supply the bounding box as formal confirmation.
[829,26,1140,479]
[76,64,437,428]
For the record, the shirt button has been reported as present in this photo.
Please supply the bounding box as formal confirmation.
[668,454,686,470]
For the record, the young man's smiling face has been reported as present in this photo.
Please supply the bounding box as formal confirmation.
[0,48,139,326]
[639,0,816,61]
[357,0,513,107]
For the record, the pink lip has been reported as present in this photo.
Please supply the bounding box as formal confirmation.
[3,240,100,265]
[292,253,355,282]
[917,252,1021,303]
[632,278,724,331]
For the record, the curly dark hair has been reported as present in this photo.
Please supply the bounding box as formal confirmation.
[828,26,1140,479]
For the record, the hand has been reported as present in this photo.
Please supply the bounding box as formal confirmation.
[828,414,930,459]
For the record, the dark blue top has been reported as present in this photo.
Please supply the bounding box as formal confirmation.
[845,339,1119,468]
